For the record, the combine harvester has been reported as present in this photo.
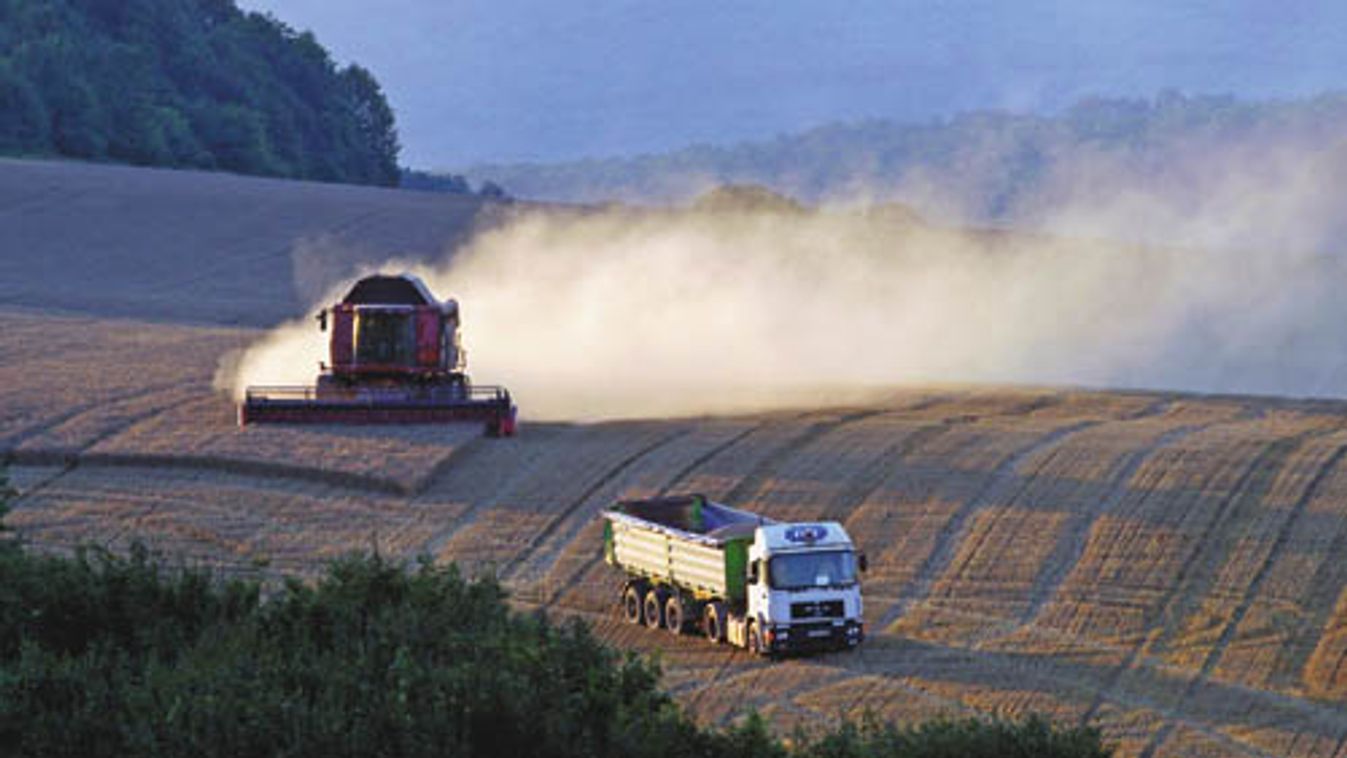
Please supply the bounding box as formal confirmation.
[602,494,866,657]
[240,273,517,436]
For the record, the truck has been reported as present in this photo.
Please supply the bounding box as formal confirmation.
[601,494,865,656]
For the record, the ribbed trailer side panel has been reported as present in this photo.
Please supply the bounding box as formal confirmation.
[606,518,750,602]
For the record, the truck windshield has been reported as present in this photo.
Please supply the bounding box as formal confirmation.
[768,550,857,590]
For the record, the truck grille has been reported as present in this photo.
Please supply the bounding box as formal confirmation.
[791,600,844,619]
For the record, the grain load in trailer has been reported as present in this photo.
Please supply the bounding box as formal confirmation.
[602,494,866,656]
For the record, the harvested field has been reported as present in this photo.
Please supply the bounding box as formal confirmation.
[5,158,1347,757]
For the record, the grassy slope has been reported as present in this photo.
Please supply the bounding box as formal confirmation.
[3,158,1347,757]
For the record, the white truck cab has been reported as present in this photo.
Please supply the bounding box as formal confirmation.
[729,522,866,654]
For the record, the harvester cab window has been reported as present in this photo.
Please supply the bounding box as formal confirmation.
[355,310,415,366]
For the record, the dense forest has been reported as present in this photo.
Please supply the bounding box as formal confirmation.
[464,92,1347,219]
[0,0,400,186]
[0,470,1111,757]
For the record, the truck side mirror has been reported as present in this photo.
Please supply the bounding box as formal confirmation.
[748,560,760,585]
[858,553,868,573]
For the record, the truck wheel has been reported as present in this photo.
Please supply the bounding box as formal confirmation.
[663,595,685,635]
[704,602,726,643]
[621,584,645,625]
[643,589,667,631]
[747,622,763,656]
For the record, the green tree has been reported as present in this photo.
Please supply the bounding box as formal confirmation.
[0,0,402,186]
[0,61,49,153]
[339,63,400,185]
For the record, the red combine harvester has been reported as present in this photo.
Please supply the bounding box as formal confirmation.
[239,273,517,436]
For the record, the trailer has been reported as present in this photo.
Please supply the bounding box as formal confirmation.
[601,494,865,656]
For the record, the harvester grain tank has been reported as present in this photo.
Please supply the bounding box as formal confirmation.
[602,494,865,656]
[239,273,517,436]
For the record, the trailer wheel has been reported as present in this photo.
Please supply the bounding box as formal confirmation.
[703,602,726,644]
[663,595,685,635]
[621,584,645,625]
[643,589,667,631]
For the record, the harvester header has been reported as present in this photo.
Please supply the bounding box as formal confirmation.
[239,273,517,436]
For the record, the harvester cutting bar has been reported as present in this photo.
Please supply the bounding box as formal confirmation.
[239,385,517,436]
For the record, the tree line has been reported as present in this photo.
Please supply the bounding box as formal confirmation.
[0,0,400,186]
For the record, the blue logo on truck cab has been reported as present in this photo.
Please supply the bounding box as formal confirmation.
[784,525,828,543]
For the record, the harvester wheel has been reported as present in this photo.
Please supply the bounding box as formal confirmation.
[664,595,685,635]
[622,584,645,625]
[704,602,726,644]
[643,589,667,631]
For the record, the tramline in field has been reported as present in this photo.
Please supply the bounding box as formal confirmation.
[239,273,517,436]
[602,494,866,656]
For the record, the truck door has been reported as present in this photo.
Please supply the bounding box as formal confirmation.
[748,558,771,623]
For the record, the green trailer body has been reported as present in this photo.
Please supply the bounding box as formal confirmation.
[602,495,760,605]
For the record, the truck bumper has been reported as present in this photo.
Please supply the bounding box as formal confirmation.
[766,620,863,654]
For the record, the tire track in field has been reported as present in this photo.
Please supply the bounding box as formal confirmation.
[631,404,948,714]
[1019,420,1211,626]
[1080,432,1304,725]
[688,398,1033,718]
[541,420,772,607]
[721,408,889,507]
[681,395,1061,716]
[932,398,1183,622]
[1136,442,1347,758]
[821,636,1286,758]
[876,417,1101,631]
[1279,501,1347,697]
[684,409,915,716]
[499,428,694,585]
[775,412,1024,717]
[73,390,206,452]
[9,387,418,495]
[821,602,1347,758]
[1,381,185,450]
[1145,429,1329,664]
[7,448,407,495]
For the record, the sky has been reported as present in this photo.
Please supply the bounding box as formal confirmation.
[237,1,1347,169]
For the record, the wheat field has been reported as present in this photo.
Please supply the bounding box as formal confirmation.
[5,158,1347,757]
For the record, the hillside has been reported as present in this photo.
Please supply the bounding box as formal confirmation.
[0,157,494,325]
[4,158,1347,756]
[462,93,1347,222]
[0,0,398,185]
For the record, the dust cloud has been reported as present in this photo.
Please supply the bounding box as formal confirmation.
[220,139,1347,420]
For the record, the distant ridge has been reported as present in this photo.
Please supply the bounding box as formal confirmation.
[463,91,1347,217]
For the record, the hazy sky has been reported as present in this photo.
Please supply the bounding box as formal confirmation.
[237,1,1347,169]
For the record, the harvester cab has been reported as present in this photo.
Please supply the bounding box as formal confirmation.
[239,273,517,436]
